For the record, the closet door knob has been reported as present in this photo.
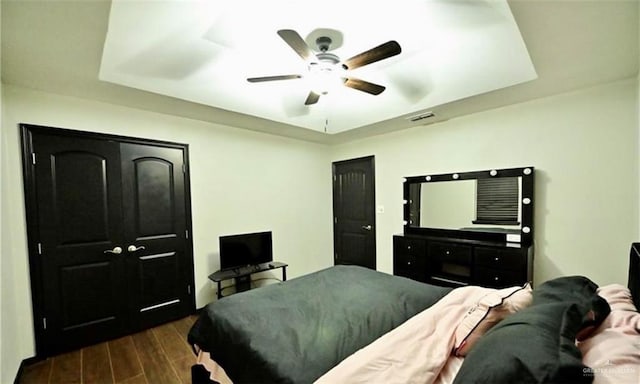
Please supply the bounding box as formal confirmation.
[127,245,146,252]
[104,246,122,254]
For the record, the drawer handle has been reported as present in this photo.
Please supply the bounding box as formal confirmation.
[104,246,122,255]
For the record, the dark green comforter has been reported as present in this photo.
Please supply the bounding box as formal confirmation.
[188,265,451,383]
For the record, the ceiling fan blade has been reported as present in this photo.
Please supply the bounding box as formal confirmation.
[247,75,302,83]
[343,78,386,95]
[342,41,401,70]
[277,29,316,62]
[304,91,320,105]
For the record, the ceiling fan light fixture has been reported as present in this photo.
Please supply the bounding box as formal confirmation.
[307,58,345,95]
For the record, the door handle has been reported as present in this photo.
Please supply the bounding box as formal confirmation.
[127,245,146,252]
[361,225,372,231]
[104,246,123,254]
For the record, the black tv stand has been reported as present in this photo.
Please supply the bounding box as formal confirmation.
[208,262,288,299]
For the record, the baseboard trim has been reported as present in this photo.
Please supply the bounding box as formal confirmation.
[13,356,41,384]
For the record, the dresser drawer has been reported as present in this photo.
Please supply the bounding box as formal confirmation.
[394,237,426,257]
[394,253,423,270]
[393,237,426,267]
[393,236,427,281]
[428,242,472,265]
[475,266,523,288]
[475,247,526,270]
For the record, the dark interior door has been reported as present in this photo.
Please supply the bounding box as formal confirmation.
[332,156,376,269]
[32,133,128,353]
[121,143,193,330]
[24,126,194,356]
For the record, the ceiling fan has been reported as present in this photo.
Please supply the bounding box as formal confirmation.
[247,29,401,105]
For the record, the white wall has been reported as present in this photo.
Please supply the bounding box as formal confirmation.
[0,0,14,378]
[0,85,334,377]
[0,93,16,384]
[331,79,639,286]
[1,89,20,383]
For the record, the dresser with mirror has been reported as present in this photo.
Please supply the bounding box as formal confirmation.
[394,167,534,288]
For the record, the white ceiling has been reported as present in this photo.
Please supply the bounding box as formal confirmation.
[99,0,537,134]
[1,0,638,144]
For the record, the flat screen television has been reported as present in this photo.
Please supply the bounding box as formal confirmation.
[219,231,273,270]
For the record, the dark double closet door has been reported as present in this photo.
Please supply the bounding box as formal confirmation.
[22,125,195,356]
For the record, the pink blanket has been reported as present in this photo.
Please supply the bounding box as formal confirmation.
[578,284,640,384]
[315,286,497,384]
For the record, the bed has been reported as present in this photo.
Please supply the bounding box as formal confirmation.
[188,265,452,383]
[188,243,640,384]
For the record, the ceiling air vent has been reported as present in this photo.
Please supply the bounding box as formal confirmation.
[406,111,435,122]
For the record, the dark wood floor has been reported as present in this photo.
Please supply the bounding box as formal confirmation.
[19,315,199,384]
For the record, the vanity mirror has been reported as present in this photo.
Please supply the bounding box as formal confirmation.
[403,167,534,246]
